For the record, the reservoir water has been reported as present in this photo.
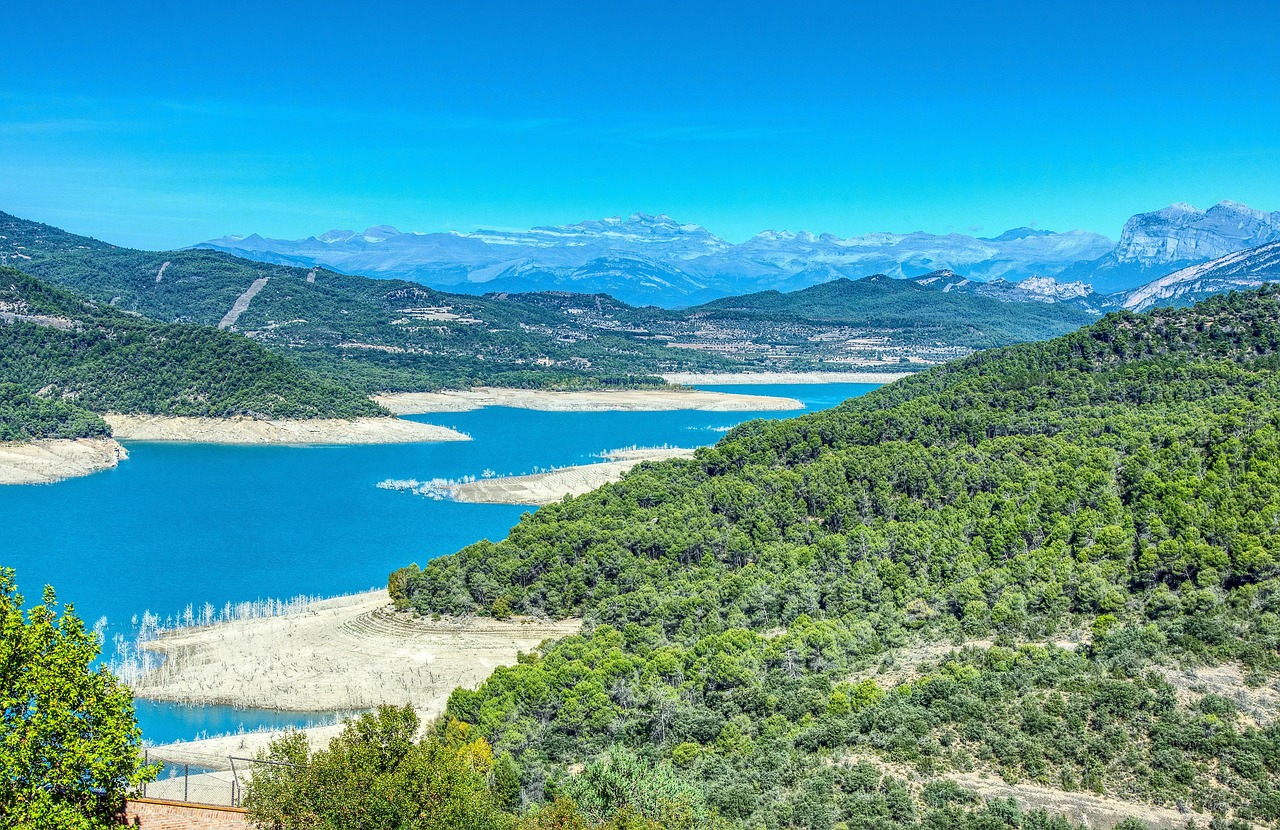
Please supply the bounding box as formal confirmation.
[0,382,879,743]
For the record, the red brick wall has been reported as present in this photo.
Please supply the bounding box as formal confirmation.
[122,798,252,829]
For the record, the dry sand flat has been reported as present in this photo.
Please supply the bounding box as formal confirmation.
[373,386,803,414]
[130,590,581,714]
[449,447,697,505]
[0,437,128,485]
[103,414,469,444]
[661,370,913,385]
[148,723,347,765]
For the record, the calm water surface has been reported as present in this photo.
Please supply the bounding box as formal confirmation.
[0,382,879,742]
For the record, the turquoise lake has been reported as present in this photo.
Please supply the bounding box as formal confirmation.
[0,383,879,743]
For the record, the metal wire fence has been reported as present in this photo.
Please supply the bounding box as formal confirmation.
[137,749,284,807]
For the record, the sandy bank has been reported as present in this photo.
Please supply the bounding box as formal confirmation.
[103,414,469,444]
[448,447,696,505]
[662,371,912,385]
[374,386,803,414]
[0,438,128,485]
[148,723,346,766]
[129,590,580,713]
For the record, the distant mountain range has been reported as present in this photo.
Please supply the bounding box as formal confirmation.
[196,200,1280,306]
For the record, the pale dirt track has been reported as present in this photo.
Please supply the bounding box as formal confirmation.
[131,590,581,714]
[218,277,269,329]
[104,415,469,444]
[0,438,128,484]
[449,447,696,505]
[374,386,803,414]
[661,371,912,385]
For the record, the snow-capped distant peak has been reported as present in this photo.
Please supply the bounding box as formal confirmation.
[318,229,358,243]
[361,225,401,242]
[752,229,807,243]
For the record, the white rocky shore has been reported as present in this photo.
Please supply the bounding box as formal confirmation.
[103,414,469,444]
[0,438,128,485]
[382,447,698,506]
[374,386,802,414]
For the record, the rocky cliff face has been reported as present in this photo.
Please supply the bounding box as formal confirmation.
[1118,241,1280,311]
[1114,201,1280,268]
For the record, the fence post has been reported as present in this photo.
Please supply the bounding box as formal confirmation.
[184,763,189,802]
[229,756,239,807]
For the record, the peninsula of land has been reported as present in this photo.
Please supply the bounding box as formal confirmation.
[129,590,579,713]
[446,447,697,505]
[0,438,128,485]
[103,414,469,444]
[373,386,802,415]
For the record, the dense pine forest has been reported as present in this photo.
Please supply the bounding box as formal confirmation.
[382,288,1280,828]
[0,384,110,442]
[0,266,383,438]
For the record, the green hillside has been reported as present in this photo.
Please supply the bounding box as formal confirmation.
[0,212,721,391]
[690,275,1097,349]
[0,266,383,438]
[390,287,1280,827]
[0,384,110,442]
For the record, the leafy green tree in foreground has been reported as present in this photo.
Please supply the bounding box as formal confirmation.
[246,706,512,830]
[0,568,155,829]
[246,706,725,830]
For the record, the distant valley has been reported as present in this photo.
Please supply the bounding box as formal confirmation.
[0,211,1111,395]
[3,206,1280,468]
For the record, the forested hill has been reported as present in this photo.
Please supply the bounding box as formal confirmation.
[0,266,383,438]
[0,211,723,391]
[390,287,1280,827]
[688,275,1096,349]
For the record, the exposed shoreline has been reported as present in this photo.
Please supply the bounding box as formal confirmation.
[444,447,697,505]
[661,370,913,385]
[104,414,470,444]
[374,386,803,414]
[0,437,129,485]
[128,589,580,714]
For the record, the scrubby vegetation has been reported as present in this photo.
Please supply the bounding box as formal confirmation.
[386,287,1280,827]
[250,705,1129,830]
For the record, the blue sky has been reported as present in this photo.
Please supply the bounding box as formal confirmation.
[2,1,1277,249]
